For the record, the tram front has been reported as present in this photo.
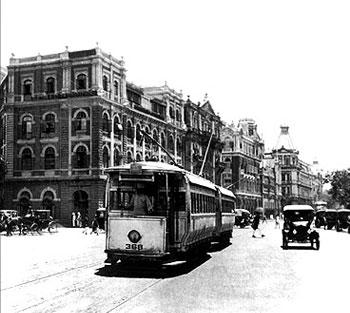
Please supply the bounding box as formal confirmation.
[104,162,185,264]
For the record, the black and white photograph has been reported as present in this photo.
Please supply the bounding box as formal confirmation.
[1,1,350,312]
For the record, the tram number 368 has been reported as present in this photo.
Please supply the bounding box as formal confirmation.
[125,243,143,251]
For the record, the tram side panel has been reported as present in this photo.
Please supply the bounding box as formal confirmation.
[182,184,217,249]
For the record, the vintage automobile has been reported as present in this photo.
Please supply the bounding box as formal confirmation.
[315,209,327,228]
[282,205,320,250]
[336,209,350,233]
[234,209,251,228]
[325,209,338,230]
[22,210,57,233]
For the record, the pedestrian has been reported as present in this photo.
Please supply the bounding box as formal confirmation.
[76,211,82,228]
[82,215,89,234]
[71,211,76,228]
[275,214,280,229]
[252,211,265,238]
[90,216,99,235]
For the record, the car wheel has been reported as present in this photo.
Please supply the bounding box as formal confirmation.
[348,227,350,234]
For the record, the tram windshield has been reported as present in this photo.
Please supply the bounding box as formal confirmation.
[109,172,186,216]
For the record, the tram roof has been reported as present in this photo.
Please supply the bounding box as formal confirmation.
[283,205,314,212]
[216,186,235,198]
[106,162,234,194]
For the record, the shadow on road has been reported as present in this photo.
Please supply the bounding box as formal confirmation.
[95,254,211,279]
[281,245,317,251]
[208,241,232,253]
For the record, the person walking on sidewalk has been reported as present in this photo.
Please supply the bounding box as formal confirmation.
[252,209,265,238]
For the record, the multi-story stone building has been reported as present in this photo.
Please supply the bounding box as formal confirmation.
[0,47,190,224]
[260,154,282,217]
[269,126,314,206]
[221,119,264,212]
[184,96,224,185]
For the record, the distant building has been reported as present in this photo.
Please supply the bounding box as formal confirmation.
[260,154,282,217]
[221,119,264,212]
[268,126,315,206]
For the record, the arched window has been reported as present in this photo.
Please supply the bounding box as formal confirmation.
[168,135,174,153]
[44,147,55,169]
[76,74,87,90]
[46,77,55,94]
[193,113,198,129]
[169,107,174,119]
[114,80,119,97]
[144,126,151,145]
[136,124,142,144]
[102,113,109,133]
[75,111,87,131]
[114,116,122,140]
[44,113,55,133]
[114,148,121,166]
[22,115,33,139]
[176,109,180,122]
[136,153,142,162]
[42,190,55,214]
[176,138,182,154]
[76,146,88,168]
[23,80,32,96]
[161,132,166,148]
[127,151,133,164]
[103,75,108,92]
[152,129,158,152]
[18,190,32,216]
[102,146,110,168]
[22,148,33,170]
[126,121,133,139]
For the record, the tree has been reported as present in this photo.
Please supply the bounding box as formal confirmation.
[328,170,350,208]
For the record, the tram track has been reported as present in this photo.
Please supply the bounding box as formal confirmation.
[1,260,102,291]
[105,279,163,313]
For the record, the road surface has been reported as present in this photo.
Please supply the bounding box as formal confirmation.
[1,222,349,313]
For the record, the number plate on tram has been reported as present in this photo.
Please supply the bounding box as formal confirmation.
[125,243,143,251]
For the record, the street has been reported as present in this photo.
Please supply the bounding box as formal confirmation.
[1,222,349,313]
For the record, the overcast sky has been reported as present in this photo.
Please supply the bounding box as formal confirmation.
[1,0,349,172]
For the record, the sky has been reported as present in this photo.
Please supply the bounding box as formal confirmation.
[1,0,349,172]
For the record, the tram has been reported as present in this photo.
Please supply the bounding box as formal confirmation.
[104,161,236,264]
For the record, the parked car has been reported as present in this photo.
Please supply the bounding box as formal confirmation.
[336,209,350,233]
[282,205,320,250]
[325,209,338,230]
[315,209,327,228]
[234,209,251,228]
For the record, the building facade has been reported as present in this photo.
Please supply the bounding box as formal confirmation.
[260,154,282,217]
[0,47,191,225]
[221,119,264,212]
[269,126,314,206]
[184,97,224,185]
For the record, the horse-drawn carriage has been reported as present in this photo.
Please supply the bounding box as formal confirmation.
[22,210,57,233]
[0,209,57,235]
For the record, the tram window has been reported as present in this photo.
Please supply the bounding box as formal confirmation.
[174,192,185,211]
